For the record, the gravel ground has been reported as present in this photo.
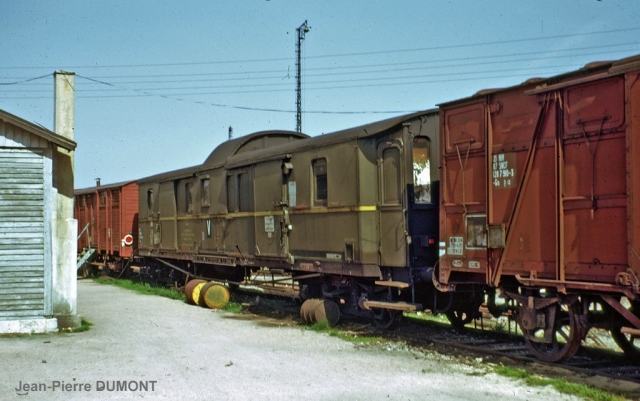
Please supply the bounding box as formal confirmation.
[2,281,585,401]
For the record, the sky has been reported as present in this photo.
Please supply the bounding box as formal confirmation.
[1,1,639,189]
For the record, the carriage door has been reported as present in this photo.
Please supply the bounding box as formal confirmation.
[408,136,438,269]
[377,141,406,267]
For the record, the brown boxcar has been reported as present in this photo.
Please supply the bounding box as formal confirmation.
[75,180,138,274]
[437,54,640,361]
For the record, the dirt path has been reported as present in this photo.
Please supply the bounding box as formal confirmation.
[2,281,584,400]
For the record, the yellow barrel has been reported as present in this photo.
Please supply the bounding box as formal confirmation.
[191,282,207,306]
[184,279,207,305]
[199,283,231,309]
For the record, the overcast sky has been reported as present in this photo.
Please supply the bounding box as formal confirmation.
[1,1,639,188]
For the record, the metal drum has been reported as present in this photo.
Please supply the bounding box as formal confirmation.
[299,298,340,326]
[184,279,207,305]
[199,283,231,309]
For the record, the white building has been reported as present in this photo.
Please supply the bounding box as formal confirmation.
[0,108,78,333]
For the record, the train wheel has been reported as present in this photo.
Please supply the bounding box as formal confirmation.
[521,302,583,363]
[445,310,474,331]
[610,328,640,359]
[371,309,401,330]
[610,299,640,359]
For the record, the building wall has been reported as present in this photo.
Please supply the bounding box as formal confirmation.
[0,120,55,327]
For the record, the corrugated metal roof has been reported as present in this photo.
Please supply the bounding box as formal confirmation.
[0,109,77,151]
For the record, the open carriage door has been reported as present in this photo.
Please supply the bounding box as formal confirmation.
[377,141,406,267]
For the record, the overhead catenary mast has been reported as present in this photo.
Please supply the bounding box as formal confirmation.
[295,20,310,133]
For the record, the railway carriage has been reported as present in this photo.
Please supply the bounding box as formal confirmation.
[75,180,138,275]
[437,54,640,361]
[136,112,443,327]
[75,53,640,363]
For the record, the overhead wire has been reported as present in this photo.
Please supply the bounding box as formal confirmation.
[0,74,52,85]
[0,63,584,94]
[1,26,637,70]
[2,41,637,85]
[4,44,638,93]
[1,27,639,114]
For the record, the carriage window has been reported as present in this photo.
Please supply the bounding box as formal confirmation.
[382,148,401,205]
[147,189,154,211]
[201,179,210,207]
[413,137,431,203]
[313,158,327,206]
[111,190,120,206]
[100,192,106,206]
[185,182,193,214]
[466,215,487,249]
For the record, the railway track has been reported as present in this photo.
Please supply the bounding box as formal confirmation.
[396,318,640,386]
[237,295,640,392]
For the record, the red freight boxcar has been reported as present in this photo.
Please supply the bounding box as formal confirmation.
[437,55,640,362]
[75,180,138,274]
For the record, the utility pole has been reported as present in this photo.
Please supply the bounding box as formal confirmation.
[295,20,310,133]
[53,71,80,329]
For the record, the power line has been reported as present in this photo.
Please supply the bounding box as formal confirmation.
[0,65,575,94]
[3,43,637,87]
[1,26,637,70]
[2,55,631,95]
[12,41,633,82]
[0,74,52,85]
[5,43,639,93]
[0,68,584,101]
[1,32,638,116]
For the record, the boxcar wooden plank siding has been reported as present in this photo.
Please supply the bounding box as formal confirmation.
[0,148,46,317]
[74,181,139,262]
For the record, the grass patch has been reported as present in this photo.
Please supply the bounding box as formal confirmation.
[74,318,94,333]
[221,301,243,313]
[495,366,629,401]
[404,311,450,324]
[93,277,185,302]
[59,318,93,333]
[61,318,93,333]
[307,320,385,345]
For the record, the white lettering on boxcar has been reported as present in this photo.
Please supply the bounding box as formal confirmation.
[492,153,516,189]
[447,236,464,255]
